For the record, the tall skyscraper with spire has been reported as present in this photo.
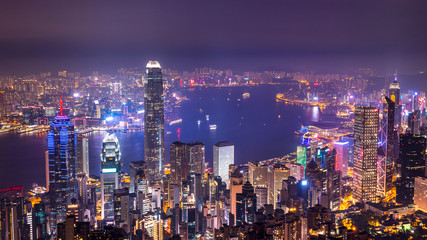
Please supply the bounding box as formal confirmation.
[144,61,165,185]
[47,94,76,226]
[100,133,121,224]
[377,96,396,200]
[389,72,401,129]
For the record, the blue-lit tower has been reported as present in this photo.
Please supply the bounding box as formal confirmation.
[47,95,76,227]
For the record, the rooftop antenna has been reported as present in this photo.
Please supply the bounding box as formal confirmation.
[394,68,398,82]
[60,93,64,116]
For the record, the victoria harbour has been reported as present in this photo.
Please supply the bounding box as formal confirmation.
[0,85,327,189]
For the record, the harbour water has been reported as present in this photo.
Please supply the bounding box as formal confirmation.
[0,85,330,190]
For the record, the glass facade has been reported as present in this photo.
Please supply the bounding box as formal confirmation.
[144,61,165,185]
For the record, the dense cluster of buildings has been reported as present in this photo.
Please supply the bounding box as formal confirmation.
[1,63,427,240]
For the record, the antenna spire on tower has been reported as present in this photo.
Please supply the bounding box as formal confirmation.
[60,93,64,116]
[394,68,398,82]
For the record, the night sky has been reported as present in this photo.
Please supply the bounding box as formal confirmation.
[1,0,427,74]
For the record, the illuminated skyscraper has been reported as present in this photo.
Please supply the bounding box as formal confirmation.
[334,141,349,176]
[353,106,379,203]
[396,134,426,204]
[297,145,307,177]
[100,133,121,224]
[213,141,234,185]
[235,181,257,226]
[47,96,76,225]
[144,61,165,185]
[170,141,189,186]
[414,177,427,212]
[76,135,89,176]
[170,141,206,186]
[377,96,396,200]
[248,162,269,187]
[389,74,401,129]
[187,141,205,176]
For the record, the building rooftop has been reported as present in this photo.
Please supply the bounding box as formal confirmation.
[215,141,233,147]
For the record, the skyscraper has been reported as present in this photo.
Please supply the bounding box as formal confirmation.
[170,141,206,186]
[297,145,307,177]
[213,141,234,186]
[47,96,76,225]
[129,161,146,194]
[100,133,121,224]
[235,181,257,226]
[353,106,379,203]
[389,74,401,129]
[396,134,426,204]
[408,110,421,135]
[377,96,395,200]
[334,141,349,176]
[187,142,205,176]
[76,135,89,176]
[170,141,189,186]
[144,61,165,185]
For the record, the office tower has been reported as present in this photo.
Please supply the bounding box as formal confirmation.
[129,161,146,194]
[229,170,243,225]
[0,199,19,240]
[67,199,80,222]
[77,173,88,207]
[414,177,427,212]
[297,145,307,177]
[341,135,354,166]
[353,106,379,203]
[187,141,205,176]
[100,133,121,224]
[334,141,349,176]
[170,141,189,186]
[33,203,48,239]
[248,162,268,187]
[76,135,89,176]
[408,110,421,135]
[144,61,165,185]
[235,181,257,226]
[268,164,290,208]
[213,141,234,185]
[47,96,76,225]
[57,215,76,240]
[389,74,401,129]
[114,188,131,231]
[254,187,268,210]
[396,134,426,204]
[377,96,396,200]
[286,163,305,181]
[322,149,341,211]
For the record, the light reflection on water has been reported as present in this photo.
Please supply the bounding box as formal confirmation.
[0,85,334,189]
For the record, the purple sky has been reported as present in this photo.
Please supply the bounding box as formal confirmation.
[0,0,427,74]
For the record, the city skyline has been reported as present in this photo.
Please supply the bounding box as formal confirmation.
[1,1,427,239]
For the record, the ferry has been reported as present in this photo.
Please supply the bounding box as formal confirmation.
[197,120,201,126]
[169,119,183,126]
[206,115,210,121]
[209,124,217,130]
[242,92,250,99]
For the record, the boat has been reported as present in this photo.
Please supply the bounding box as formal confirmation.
[169,119,183,126]
[206,115,210,121]
[209,124,217,130]
[242,92,250,99]
[197,120,201,126]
